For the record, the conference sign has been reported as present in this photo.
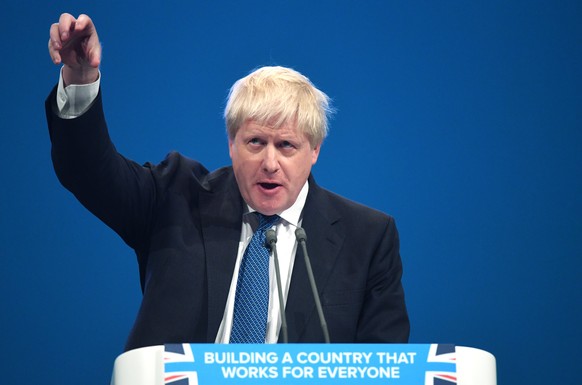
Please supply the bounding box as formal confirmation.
[163,343,456,384]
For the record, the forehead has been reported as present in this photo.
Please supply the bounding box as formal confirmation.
[239,120,305,139]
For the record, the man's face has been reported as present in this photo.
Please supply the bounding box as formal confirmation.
[229,120,320,216]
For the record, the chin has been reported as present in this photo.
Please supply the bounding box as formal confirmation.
[255,207,280,216]
[254,201,288,216]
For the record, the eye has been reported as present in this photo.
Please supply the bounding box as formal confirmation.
[278,141,295,149]
[248,137,264,145]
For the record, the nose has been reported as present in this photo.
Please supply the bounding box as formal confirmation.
[262,145,279,173]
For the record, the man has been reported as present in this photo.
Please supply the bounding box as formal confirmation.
[47,13,409,351]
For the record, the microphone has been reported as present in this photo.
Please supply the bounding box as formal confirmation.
[265,229,288,343]
[294,227,330,343]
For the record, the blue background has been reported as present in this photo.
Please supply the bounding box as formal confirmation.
[1,1,580,384]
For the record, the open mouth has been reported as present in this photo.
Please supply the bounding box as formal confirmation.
[259,182,281,190]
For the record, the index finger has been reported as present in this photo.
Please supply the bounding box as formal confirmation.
[57,13,77,42]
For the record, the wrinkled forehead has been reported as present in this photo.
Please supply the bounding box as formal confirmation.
[239,117,311,140]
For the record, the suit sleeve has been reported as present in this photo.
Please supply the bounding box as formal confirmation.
[45,85,157,251]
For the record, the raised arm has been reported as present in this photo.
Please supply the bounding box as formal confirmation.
[48,13,101,86]
[46,13,156,252]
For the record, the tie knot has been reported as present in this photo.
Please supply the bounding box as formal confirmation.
[256,213,279,232]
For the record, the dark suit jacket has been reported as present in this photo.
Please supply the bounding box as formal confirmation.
[46,87,409,351]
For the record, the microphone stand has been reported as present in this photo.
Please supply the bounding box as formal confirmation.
[295,227,330,343]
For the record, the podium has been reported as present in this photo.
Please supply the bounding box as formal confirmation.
[110,344,496,385]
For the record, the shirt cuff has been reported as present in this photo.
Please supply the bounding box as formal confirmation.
[56,67,101,119]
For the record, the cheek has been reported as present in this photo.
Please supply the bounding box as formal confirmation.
[285,158,312,182]
[233,156,260,184]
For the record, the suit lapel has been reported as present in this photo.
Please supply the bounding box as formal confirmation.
[284,178,345,341]
[199,169,244,341]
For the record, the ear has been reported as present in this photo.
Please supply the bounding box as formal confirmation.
[311,144,321,165]
[228,137,234,159]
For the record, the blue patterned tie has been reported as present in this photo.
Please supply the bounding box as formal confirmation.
[230,213,279,343]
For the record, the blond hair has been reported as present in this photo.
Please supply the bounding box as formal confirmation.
[224,66,332,147]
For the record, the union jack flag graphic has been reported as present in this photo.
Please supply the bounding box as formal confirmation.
[424,344,457,385]
[164,344,199,385]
